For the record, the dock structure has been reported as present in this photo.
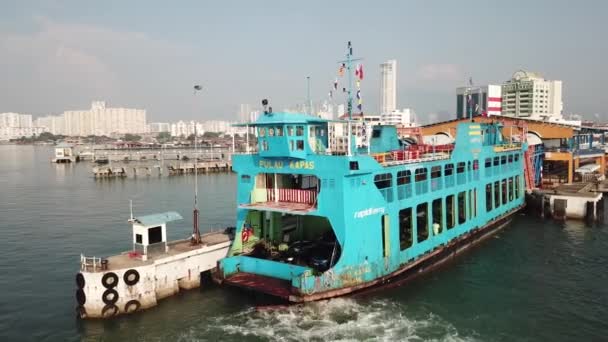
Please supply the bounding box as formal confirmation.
[92,166,127,178]
[421,116,608,189]
[76,211,232,319]
[51,143,78,163]
[167,161,232,175]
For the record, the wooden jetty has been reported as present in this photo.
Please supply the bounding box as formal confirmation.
[167,161,232,175]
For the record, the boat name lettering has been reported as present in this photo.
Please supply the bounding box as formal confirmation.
[354,207,385,219]
[258,160,315,169]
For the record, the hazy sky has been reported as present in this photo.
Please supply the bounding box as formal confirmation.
[1,0,606,123]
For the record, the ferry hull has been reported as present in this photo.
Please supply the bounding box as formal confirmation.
[222,205,522,303]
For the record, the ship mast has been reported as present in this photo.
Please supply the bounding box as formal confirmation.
[337,41,362,155]
[192,84,203,245]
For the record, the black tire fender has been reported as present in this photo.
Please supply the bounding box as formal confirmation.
[101,304,119,318]
[124,299,141,313]
[76,288,86,305]
[101,272,119,288]
[102,288,119,305]
[123,269,140,286]
[76,273,85,289]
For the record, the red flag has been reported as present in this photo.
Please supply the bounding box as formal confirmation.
[356,64,364,80]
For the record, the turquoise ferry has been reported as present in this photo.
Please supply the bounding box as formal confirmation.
[216,111,527,302]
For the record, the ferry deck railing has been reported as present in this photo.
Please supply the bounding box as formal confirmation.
[267,188,318,205]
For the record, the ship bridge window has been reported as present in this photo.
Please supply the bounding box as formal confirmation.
[397,170,412,200]
[508,154,513,164]
[259,127,266,137]
[397,170,411,185]
[349,161,359,170]
[485,158,492,169]
[372,129,381,138]
[296,140,304,151]
[287,126,294,136]
[416,203,428,243]
[493,157,499,167]
[457,162,465,174]
[296,126,304,136]
[277,126,284,136]
[508,177,514,201]
[501,179,507,204]
[501,156,507,165]
[414,168,428,194]
[399,208,413,250]
[444,163,454,188]
[268,127,275,136]
[515,154,520,162]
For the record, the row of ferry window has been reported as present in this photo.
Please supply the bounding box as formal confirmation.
[396,189,478,251]
[373,161,480,201]
[260,139,305,151]
[485,176,521,212]
[258,126,327,138]
[376,161,480,186]
[259,126,304,137]
[484,154,520,169]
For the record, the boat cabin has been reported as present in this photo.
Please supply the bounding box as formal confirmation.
[52,143,77,163]
[130,211,183,260]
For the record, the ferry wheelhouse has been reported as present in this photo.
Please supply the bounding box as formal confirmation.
[217,112,526,302]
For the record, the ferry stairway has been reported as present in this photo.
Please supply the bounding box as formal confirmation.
[524,149,536,190]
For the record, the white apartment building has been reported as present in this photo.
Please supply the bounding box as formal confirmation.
[63,101,146,136]
[501,70,563,119]
[380,60,397,114]
[34,115,65,135]
[0,112,37,140]
[147,122,170,133]
[381,108,417,127]
[456,84,502,119]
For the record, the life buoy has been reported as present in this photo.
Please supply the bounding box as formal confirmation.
[124,299,141,313]
[101,304,119,318]
[75,273,85,289]
[101,272,119,288]
[241,226,252,242]
[123,269,140,286]
[76,288,86,305]
[102,288,119,305]
[75,305,87,319]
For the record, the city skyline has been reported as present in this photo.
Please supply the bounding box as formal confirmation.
[1,1,607,123]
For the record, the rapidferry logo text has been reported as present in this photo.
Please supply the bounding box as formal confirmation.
[353,207,385,219]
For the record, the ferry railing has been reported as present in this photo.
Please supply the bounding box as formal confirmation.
[80,254,106,272]
[267,188,317,205]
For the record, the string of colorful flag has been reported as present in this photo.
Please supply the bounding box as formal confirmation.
[329,63,364,113]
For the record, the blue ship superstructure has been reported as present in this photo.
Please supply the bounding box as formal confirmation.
[217,112,526,302]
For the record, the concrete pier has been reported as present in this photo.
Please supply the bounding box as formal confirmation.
[76,212,233,319]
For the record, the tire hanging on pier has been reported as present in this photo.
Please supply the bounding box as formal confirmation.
[75,273,85,289]
[124,299,141,314]
[101,272,119,288]
[76,288,86,305]
[101,304,119,318]
[102,288,119,305]
[123,269,140,286]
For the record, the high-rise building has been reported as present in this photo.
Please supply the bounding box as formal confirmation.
[147,122,170,133]
[456,85,502,119]
[380,60,397,114]
[501,70,563,119]
[63,101,146,136]
[381,109,417,127]
[0,112,38,140]
[238,104,251,123]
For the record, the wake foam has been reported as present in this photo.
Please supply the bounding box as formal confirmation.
[182,298,477,342]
